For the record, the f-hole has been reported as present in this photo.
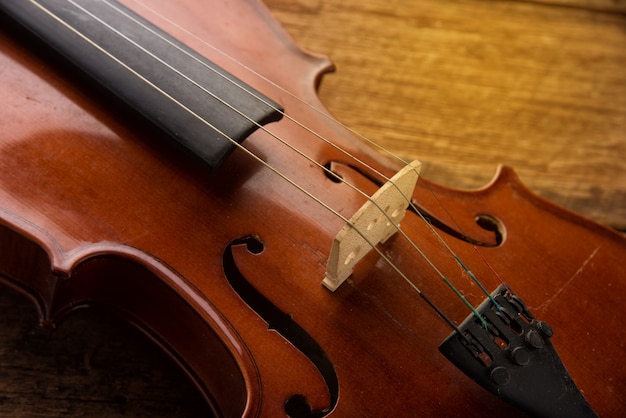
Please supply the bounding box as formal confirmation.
[223,236,338,418]
[324,161,504,247]
[475,215,504,246]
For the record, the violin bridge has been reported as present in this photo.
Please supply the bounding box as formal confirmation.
[323,160,421,291]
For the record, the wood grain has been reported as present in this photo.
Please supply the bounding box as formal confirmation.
[0,290,212,417]
[1,0,624,417]
[266,0,626,230]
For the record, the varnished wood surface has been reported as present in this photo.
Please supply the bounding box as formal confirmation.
[1,0,624,416]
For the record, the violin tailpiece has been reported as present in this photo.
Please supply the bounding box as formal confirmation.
[439,285,597,417]
[323,160,422,291]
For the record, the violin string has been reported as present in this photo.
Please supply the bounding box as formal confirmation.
[119,0,502,309]
[31,0,469,332]
[426,190,512,297]
[35,0,486,330]
[113,0,500,316]
[95,0,489,328]
[123,0,405,169]
[98,0,491,325]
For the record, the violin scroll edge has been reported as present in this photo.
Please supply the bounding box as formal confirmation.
[0,208,260,418]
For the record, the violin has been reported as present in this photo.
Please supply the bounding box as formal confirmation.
[1,0,624,417]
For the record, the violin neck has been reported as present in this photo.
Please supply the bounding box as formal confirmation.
[1,0,283,171]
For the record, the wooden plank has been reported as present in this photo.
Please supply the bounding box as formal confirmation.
[0,289,212,417]
[1,1,624,417]
[267,0,626,230]
[518,0,626,13]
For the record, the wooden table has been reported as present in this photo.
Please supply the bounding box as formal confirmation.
[1,0,624,416]
[269,0,626,231]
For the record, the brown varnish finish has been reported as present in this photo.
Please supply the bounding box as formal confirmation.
[0,0,625,417]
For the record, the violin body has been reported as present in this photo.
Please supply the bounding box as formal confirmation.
[0,1,625,416]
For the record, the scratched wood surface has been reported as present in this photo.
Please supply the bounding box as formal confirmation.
[1,0,625,416]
